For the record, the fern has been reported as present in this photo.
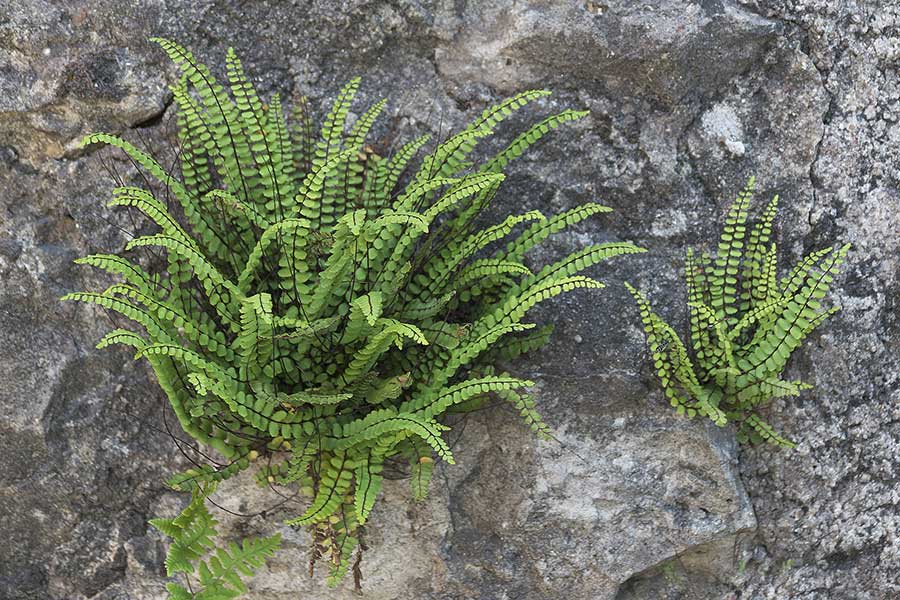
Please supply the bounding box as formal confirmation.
[63,38,642,590]
[150,484,281,600]
[627,177,850,447]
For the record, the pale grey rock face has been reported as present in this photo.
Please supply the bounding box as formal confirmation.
[1,1,896,599]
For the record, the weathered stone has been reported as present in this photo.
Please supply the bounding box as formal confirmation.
[0,9,170,164]
[1,1,896,599]
[436,0,779,105]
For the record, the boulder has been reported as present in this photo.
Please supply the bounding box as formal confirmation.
[1,1,896,598]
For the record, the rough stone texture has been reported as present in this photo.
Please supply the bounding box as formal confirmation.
[1,1,896,599]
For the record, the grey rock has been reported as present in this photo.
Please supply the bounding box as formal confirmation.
[1,1,896,599]
[435,1,778,98]
[0,2,170,164]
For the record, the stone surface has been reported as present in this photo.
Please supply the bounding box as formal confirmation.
[1,1,897,599]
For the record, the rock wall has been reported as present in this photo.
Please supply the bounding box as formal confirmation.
[1,1,896,599]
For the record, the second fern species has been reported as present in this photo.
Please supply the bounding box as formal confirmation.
[150,484,281,599]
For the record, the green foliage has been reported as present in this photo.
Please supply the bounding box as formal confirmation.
[149,484,281,599]
[64,39,643,589]
[627,177,850,447]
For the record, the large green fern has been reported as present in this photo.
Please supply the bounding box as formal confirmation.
[627,178,849,448]
[64,38,644,589]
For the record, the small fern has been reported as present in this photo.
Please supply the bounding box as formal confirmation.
[627,177,850,447]
[64,39,644,589]
[150,484,281,600]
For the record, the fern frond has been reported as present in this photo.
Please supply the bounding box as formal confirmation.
[482,109,588,173]
[62,291,173,341]
[517,242,646,292]
[709,177,754,322]
[354,451,384,524]
[495,387,554,440]
[368,134,431,213]
[498,202,612,263]
[198,534,282,595]
[743,413,796,448]
[333,409,454,464]
[409,442,435,502]
[402,375,534,419]
[742,194,779,310]
[151,483,281,596]
[96,328,147,351]
[74,253,161,298]
[486,323,555,361]
[126,234,242,329]
[287,453,354,526]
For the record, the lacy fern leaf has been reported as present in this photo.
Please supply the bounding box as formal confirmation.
[64,38,642,589]
[150,484,281,599]
[627,177,850,448]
